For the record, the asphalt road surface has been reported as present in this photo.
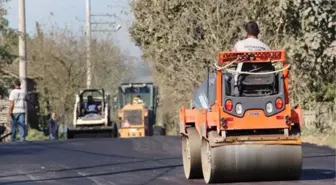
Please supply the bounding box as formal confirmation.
[0,136,335,185]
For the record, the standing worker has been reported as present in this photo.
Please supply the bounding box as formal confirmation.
[48,112,58,140]
[8,79,27,142]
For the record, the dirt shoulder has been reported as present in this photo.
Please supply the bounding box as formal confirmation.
[302,131,336,149]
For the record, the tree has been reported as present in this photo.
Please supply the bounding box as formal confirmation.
[0,2,19,98]
[129,0,336,133]
[2,21,134,132]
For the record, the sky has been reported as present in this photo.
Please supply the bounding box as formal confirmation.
[2,0,152,77]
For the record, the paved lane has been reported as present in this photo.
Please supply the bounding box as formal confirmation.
[0,136,334,185]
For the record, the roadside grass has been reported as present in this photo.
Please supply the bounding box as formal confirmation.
[302,127,336,149]
[25,128,49,141]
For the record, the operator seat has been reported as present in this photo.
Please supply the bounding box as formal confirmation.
[83,95,99,115]
[238,62,277,96]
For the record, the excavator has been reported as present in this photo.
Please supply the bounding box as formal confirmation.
[180,50,303,183]
[113,82,164,137]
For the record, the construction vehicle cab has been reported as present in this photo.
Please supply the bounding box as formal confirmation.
[67,88,118,139]
[180,50,303,183]
[113,82,164,137]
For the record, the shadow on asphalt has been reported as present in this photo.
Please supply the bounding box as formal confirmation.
[0,145,45,156]
[301,169,335,180]
[302,143,335,153]
[0,164,183,185]
[302,143,335,159]
[303,153,336,158]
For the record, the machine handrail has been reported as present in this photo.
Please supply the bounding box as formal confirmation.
[214,50,290,75]
[216,50,287,64]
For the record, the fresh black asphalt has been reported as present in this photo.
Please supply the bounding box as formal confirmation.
[0,136,335,185]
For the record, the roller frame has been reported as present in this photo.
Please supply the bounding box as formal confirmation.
[180,109,303,183]
[179,50,303,183]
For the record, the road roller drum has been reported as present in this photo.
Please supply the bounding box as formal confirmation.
[201,131,302,183]
[181,127,203,179]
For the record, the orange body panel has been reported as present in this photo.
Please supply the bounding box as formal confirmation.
[185,109,198,123]
[291,104,303,125]
[283,64,290,104]
[118,102,148,137]
[221,109,288,130]
[219,104,291,130]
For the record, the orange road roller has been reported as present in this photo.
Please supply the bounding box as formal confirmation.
[180,50,303,183]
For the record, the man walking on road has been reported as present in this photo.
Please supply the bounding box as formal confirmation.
[8,79,27,142]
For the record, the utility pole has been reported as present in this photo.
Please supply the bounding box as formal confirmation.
[18,0,28,124]
[86,0,92,89]
[85,0,122,88]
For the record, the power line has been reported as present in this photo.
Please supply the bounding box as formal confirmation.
[85,0,122,89]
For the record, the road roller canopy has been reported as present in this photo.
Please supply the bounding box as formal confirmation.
[79,88,105,101]
[216,50,287,65]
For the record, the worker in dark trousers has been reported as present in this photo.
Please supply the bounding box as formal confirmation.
[48,112,58,140]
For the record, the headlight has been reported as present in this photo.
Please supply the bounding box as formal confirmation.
[266,102,273,113]
[236,103,243,115]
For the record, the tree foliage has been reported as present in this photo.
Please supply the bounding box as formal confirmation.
[129,0,336,133]
[5,22,134,128]
[0,2,18,98]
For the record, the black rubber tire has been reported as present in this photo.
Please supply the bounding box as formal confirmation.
[0,125,6,135]
[66,129,74,139]
[111,122,118,138]
[153,126,165,136]
[182,127,203,179]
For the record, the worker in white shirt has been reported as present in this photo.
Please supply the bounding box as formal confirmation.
[8,79,27,142]
[233,21,270,52]
[231,21,271,96]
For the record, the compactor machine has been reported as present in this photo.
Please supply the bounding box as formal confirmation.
[180,50,303,183]
[113,82,164,137]
[67,88,118,139]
